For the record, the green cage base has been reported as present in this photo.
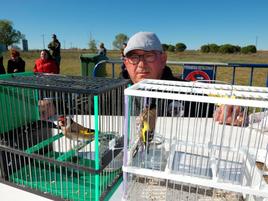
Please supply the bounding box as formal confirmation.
[9,153,121,201]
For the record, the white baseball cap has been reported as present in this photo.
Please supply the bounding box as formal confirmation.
[124,32,163,56]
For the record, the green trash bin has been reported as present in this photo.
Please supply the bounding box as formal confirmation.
[80,54,108,77]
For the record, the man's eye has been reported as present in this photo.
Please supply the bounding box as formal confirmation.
[145,54,154,58]
[130,56,139,59]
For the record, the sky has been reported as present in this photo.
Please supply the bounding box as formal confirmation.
[1,0,268,50]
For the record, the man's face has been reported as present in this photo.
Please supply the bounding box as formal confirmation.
[124,50,167,83]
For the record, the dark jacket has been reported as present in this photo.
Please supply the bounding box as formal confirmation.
[7,57,25,73]
[48,39,61,57]
[0,56,5,74]
[121,66,214,117]
[98,47,107,56]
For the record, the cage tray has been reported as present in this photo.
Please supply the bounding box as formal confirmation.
[9,157,121,201]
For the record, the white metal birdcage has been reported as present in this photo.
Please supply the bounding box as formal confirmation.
[0,73,129,201]
[123,79,268,201]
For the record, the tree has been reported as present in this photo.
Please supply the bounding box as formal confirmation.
[0,20,22,49]
[218,44,239,54]
[208,44,219,53]
[200,45,210,53]
[88,39,97,52]
[162,44,169,51]
[113,33,128,50]
[168,45,175,52]
[241,45,257,54]
[175,43,187,52]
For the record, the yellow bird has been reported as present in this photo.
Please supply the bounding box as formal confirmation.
[139,107,157,152]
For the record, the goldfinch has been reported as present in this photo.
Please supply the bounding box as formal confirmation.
[58,116,94,140]
[139,107,157,152]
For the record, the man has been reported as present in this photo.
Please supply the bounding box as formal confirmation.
[121,31,179,83]
[122,31,214,118]
[48,34,61,70]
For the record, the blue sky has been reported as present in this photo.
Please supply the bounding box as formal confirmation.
[1,0,268,50]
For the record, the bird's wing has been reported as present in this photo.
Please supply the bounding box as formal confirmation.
[65,118,94,140]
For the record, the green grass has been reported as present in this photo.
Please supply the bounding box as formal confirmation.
[2,50,268,86]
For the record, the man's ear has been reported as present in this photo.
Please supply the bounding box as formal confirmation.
[160,52,167,68]
[123,58,129,68]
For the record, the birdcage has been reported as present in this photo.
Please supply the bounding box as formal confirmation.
[0,72,129,201]
[123,79,268,201]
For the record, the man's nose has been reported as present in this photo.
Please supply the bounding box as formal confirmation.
[137,59,146,68]
[137,55,147,66]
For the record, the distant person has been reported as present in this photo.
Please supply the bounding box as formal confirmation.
[0,51,5,74]
[7,49,25,73]
[119,42,127,77]
[120,42,127,60]
[34,49,59,74]
[48,34,61,70]
[97,42,107,56]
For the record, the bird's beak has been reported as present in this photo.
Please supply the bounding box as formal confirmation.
[58,116,66,126]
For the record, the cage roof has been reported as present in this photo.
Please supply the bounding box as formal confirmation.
[0,73,130,94]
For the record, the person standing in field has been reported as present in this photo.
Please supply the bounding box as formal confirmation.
[97,42,107,56]
[120,42,127,60]
[7,49,25,73]
[48,34,61,71]
[119,42,127,78]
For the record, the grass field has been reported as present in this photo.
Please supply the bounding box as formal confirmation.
[2,50,268,86]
